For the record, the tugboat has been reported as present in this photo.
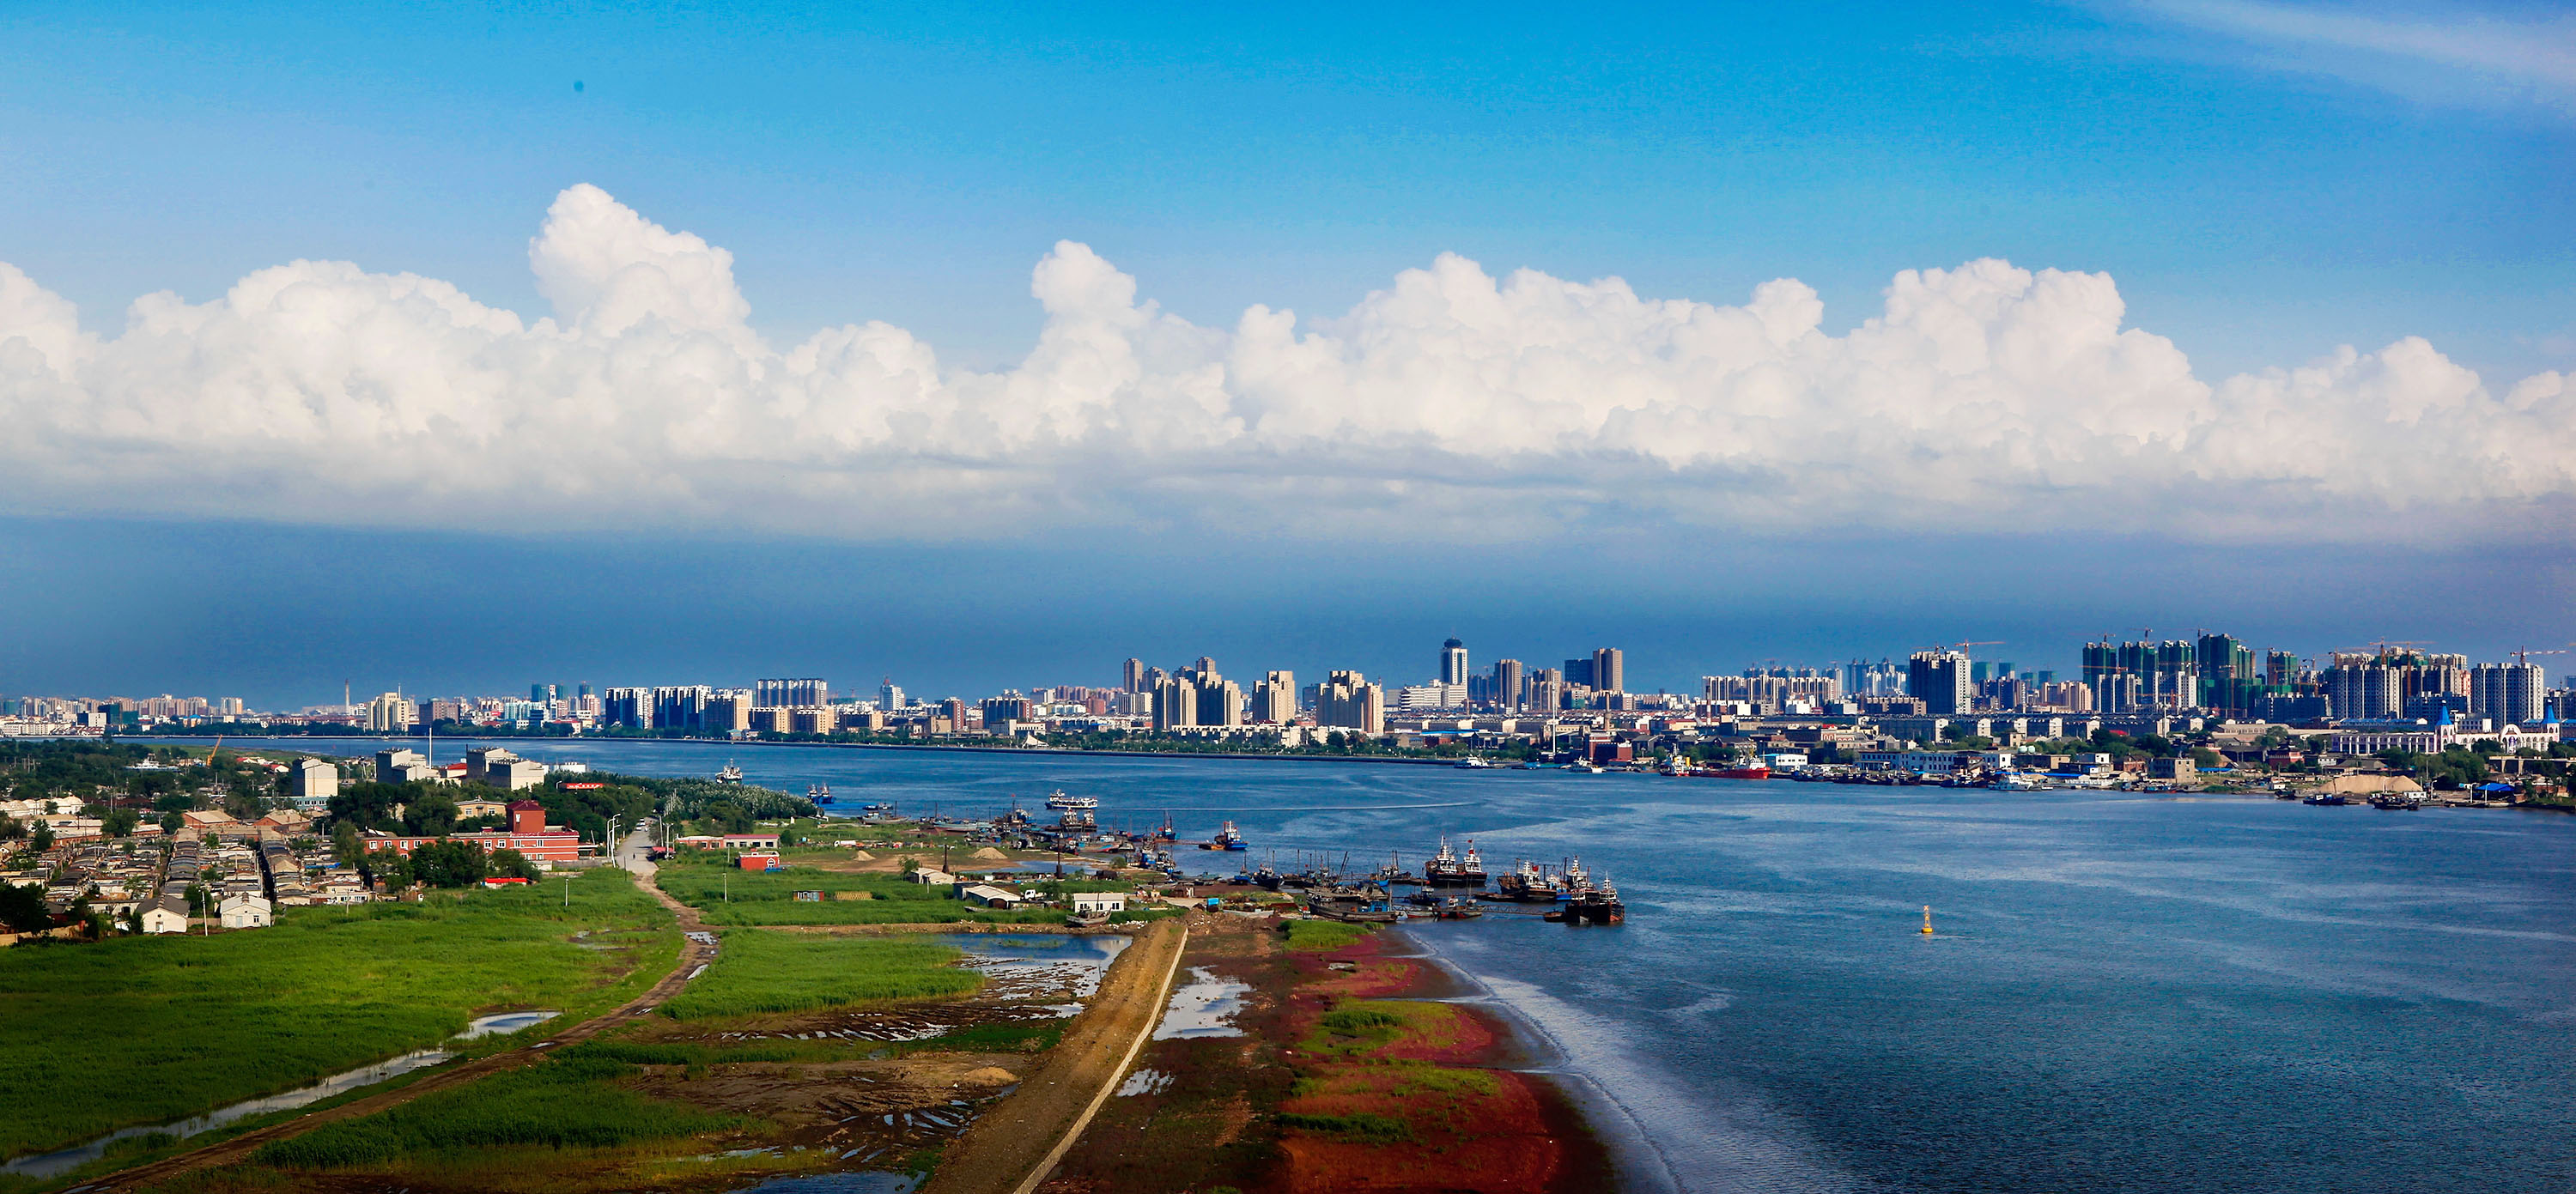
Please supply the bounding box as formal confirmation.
[1045,789,1098,811]
[715,761,744,785]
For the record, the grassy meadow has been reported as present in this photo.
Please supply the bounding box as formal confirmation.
[659,929,982,1020]
[0,868,677,1162]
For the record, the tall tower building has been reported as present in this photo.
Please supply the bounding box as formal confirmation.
[1440,639,1469,687]
[1492,659,1524,712]
[1908,651,1971,716]
[1123,658,1145,694]
[1592,647,1625,695]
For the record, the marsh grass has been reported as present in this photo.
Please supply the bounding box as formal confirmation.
[252,1056,737,1169]
[657,930,981,1021]
[0,868,677,1161]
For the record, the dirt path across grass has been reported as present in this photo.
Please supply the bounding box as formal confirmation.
[921,917,1191,1194]
[92,865,716,1192]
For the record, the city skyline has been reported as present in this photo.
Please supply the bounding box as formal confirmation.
[3,3,2572,694]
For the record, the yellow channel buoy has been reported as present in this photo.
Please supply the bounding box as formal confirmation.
[1921,905,1934,936]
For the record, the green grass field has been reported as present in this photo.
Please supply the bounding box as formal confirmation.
[658,930,982,1020]
[0,869,677,1162]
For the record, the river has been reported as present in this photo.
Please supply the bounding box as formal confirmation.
[204,736,2576,1191]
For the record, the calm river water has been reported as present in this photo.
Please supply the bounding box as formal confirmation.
[213,737,2576,1191]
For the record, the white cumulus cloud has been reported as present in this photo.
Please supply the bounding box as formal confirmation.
[0,184,2567,543]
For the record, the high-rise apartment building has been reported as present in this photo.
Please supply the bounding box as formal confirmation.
[879,679,907,711]
[2324,664,2403,720]
[2470,663,2547,727]
[1250,671,1297,724]
[602,687,650,729]
[1314,670,1385,734]
[652,685,712,730]
[1526,667,1564,714]
[1155,667,1242,730]
[756,677,829,707]
[1907,651,1971,716]
[365,692,414,732]
[1440,639,1469,687]
[1492,659,1524,712]
[704,690,754,733]
[1123,658,1145,694]
[1591,647,1625,695]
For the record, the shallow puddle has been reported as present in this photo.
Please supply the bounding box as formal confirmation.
[1151,967,1250,1039]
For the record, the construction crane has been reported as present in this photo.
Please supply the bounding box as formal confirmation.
[2509,647,2568,667]
[1953,640,2002,655]
[198,734,223,767]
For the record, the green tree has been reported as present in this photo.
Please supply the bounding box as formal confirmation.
[487,848,540,882]
[402,791,462,837]
[160,811,185,835]
[332,821,364,866]
[29,821,54,854]
[0,884,52,933]
[408,839,488,888]
[101,808,140,838]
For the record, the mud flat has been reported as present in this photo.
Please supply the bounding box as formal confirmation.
[1038,913,1612,1194]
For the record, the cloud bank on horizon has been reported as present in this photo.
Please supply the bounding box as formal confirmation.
[0,185,2567,544]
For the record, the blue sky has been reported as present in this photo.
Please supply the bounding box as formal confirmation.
[1,1,2571,704]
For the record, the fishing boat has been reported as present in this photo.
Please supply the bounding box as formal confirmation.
[1432,896,1485,919]
[1212,820,1249,851]
[1045,789,1098,811]
[1516,759,1549,770]
[806,783,835,805]
[1454,756,1493,769]
[1154,814,1178,840]
[2301,792,2349,806]
[1493,858,1563,902]
[1572,877,1626,924]
[715,761,744,784]
[1701,763,1771,780]
[1422,837,1487,888]
[1056,809,1097,830]
[1373,852,1421,885]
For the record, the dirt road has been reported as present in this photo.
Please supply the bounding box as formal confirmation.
[921,917,1191,1194]
[92,859,715,1192]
